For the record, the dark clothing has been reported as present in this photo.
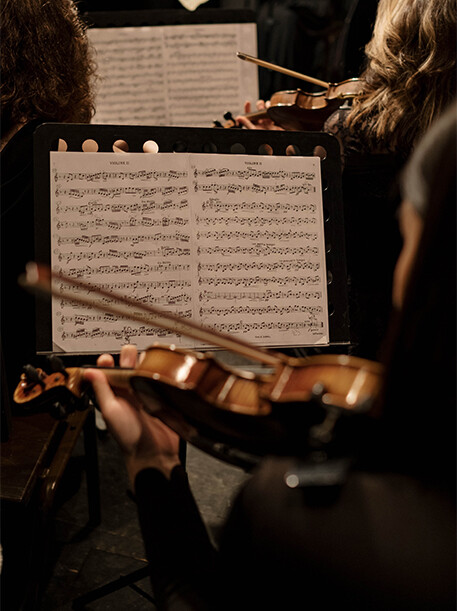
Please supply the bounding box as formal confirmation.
[135,460,456,610]
[324,107,404,359]
[1,120,42,396]
[135,467,218,610]
[341,153,403,359]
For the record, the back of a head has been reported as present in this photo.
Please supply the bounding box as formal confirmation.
[346,0,456,156]
[0,0,96,134]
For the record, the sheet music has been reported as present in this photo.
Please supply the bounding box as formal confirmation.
[50,151,328,353]
[88,23,258,127]
[178,0,210,10]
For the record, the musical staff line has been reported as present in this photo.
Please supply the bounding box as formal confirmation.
[55,246,191,263]
[198,261,320,273]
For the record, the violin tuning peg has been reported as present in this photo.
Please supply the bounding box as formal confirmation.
[46,355,69,378]
[223,111,234,122]
[213,120,223,127]
[22,364,46,388]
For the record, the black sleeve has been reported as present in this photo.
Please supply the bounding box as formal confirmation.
[134,466,219,610]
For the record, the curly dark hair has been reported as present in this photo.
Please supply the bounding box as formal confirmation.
[0,0,97,135]
[346,0,456,156]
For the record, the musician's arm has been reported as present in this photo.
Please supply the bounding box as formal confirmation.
[84,346,219,609]
[84,346,180,484]
[235,100,284,130]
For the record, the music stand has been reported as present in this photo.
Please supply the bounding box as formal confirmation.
[82,8,259,129]
[34,123,349,359]
[83,7,256,27]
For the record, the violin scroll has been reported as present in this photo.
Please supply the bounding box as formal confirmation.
[14,362,89,419]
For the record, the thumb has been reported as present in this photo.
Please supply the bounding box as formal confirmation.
[235,115,257,130]
[84,368,119,418]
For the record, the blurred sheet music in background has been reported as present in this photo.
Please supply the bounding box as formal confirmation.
[88,21,258,127]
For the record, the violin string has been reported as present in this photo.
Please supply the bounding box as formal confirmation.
[22,262,282,367]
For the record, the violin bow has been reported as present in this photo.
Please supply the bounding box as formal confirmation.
[237,52,329,90]
[21,262,283,367]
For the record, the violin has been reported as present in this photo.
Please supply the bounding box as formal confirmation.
[216,53,363,131]
[14,263,383,467]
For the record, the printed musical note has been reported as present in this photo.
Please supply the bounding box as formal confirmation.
[199,290,322,302]
[197,275,322,287]
[197,245,319,257]
[195,230,318,242]
[201,198,317,214]
[194,167,314,180]
[197,261,320,273]
[193,182,315,195]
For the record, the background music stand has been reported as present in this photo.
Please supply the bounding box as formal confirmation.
[34,123,350,360]
[83,8,256,28]
[82,9,259,131]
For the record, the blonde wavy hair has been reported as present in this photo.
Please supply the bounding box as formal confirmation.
[1,0,97,134]
[346,0,456,156]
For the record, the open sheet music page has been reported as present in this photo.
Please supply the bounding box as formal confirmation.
[50,151,328,353]
[87,23,258,127]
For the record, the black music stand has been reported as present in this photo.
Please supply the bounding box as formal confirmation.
[34,123,349,358]
[33,123,349,607]
[83,7,256,28]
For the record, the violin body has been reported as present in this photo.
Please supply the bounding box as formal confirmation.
[219,78,363,131]
[267,78,363,131]
[14,344,383,468]
[131,351,382,467]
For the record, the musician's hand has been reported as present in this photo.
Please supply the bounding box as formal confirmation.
[235,100,284,130]
[84,345,180,486]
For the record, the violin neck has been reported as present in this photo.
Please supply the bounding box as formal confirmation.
[246,109,269,122]
[64,366,135,397]
[98,367,135,390]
